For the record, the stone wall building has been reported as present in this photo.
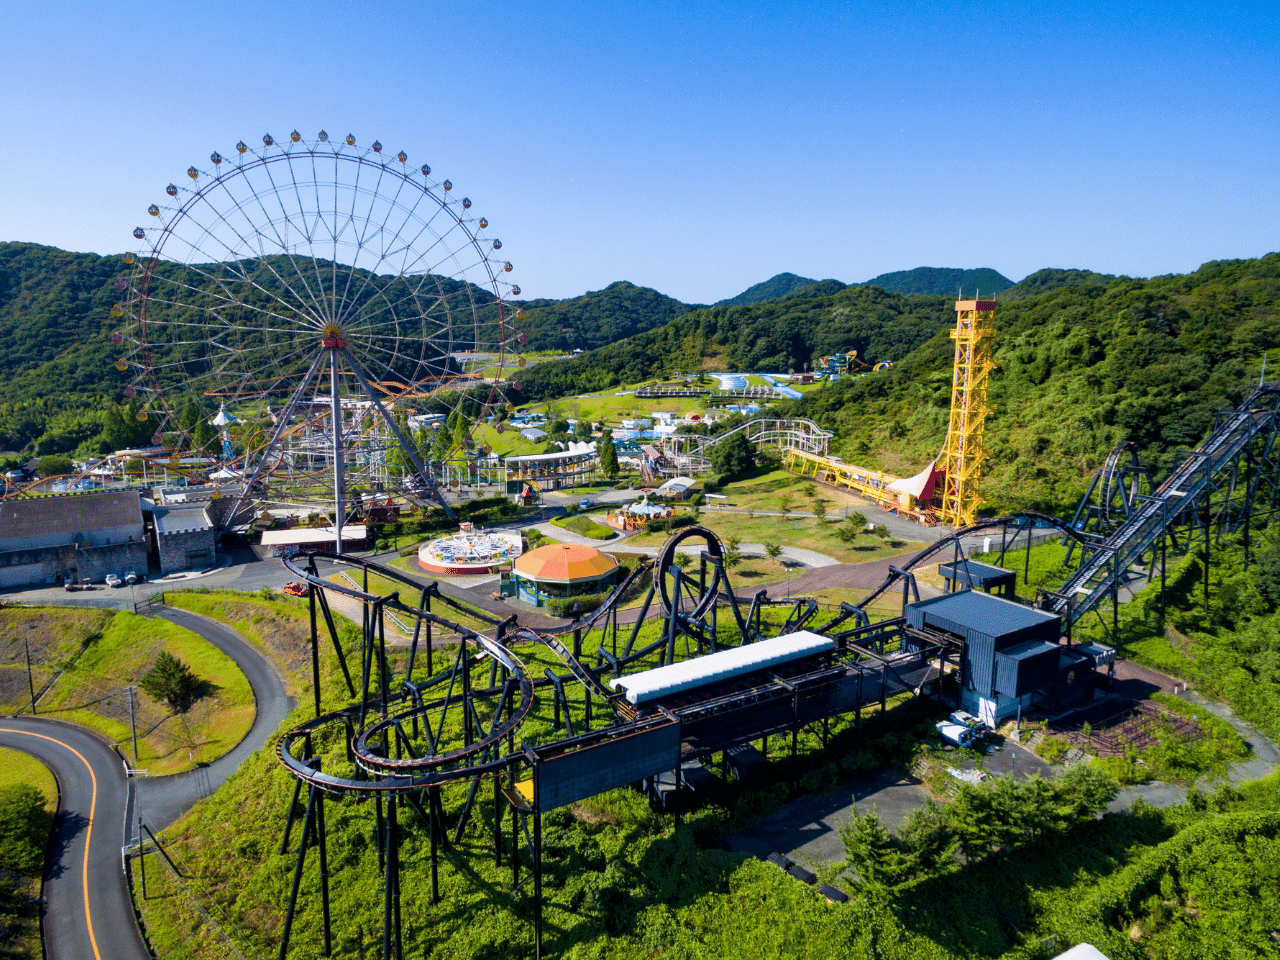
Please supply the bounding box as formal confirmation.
[152,503,217,574]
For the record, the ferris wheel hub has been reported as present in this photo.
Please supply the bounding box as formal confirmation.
[321,324,346,349]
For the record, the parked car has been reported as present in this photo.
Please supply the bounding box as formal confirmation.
[63,573,76,591]
[124,570,139,585]
[105,574,122,588]
[578,498,593,510]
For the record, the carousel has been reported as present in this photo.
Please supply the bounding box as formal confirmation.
[417,523,523,575]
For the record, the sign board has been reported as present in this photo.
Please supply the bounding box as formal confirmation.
[537,722,680,811]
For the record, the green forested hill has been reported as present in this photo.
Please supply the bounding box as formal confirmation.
[516,284,955,400]
[515,281,696,351]
[997,267,1118,302]
[787,254,1280,512]
[863,266,1013,296]
[0,243,133,404]
[715,272,818,307]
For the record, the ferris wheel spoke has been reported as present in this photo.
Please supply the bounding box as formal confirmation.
[204,163,295,260]
[177,192,330,330]
[257,161,336,327]
[148,265,313,332]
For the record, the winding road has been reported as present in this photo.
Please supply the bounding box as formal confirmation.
[1,605,294,960]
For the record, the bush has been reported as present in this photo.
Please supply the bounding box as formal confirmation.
[645,514,696,534]
[1035,734,1071,763]
[546,589,612,618]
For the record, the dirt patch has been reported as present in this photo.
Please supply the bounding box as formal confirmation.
[1050,699,1202,758]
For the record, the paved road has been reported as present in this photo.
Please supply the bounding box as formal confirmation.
[133,608,295,828]
[1,602,295,960]
[0,718,149,960]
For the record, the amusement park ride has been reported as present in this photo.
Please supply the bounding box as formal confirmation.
[785,296,996,527]
[258,374,1280,958]
[72,130,529,536]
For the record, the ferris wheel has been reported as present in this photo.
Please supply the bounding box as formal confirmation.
[113,129,528,540]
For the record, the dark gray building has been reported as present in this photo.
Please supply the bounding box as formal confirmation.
[905,590,1097,725]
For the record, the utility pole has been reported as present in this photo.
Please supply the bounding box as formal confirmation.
[127,685,139,765]
[24,638,36,714]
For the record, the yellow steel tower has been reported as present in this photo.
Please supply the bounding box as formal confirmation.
[938,297,997,527]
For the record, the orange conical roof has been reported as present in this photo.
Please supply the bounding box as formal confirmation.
[513,543,617,582]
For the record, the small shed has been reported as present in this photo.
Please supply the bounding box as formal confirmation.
[938,559,1017,597]
[655,476,695,500]
[260,524,368,556]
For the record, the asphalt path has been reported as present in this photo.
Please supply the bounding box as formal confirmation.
[1,602,295,960]
[0,718,148,960]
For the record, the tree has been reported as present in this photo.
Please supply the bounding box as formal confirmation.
[811,497,828,522]
[723,549,743,569]
[836,512,867,544]
[839,807,910,889]
[598,431,619,479]
[874,525,890,541]
[709,431,756,481]
[573,419,594,439]
[0,784,52,875]
[765,542,783,561]
[34,454,73,477]
[140,652,202,713]
[778,494,794,517]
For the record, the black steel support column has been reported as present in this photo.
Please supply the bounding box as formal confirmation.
[316,762,332,956]
[309,580,322,717]
[533,762,543,960]
[277,784,317,960]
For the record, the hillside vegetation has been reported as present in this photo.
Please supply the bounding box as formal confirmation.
[862,266,1013,296]
[515,280,696,351]
[997,267,1119,302]
[788,253,1280,512]
[518,284,956,399]
[715,271,818,307]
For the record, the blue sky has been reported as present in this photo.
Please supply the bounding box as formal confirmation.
[1,0,1277,303]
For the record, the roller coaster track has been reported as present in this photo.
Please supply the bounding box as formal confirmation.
[665,417,833,472]
[1045,383,1280,625]
[276,550,638,795]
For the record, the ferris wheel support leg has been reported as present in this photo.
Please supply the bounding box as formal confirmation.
[340,346,455,520]
[228,350,327,531]
[330,350,346,555]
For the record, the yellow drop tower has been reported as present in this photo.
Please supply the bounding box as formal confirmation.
[937,297,997,527]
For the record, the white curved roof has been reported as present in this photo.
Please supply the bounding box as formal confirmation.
[608,630,835,705]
